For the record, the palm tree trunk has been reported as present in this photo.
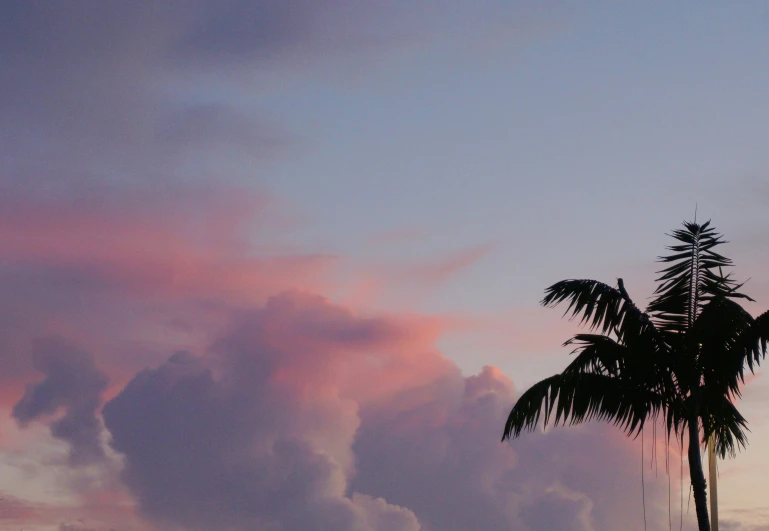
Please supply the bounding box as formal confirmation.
[689,416,711,531]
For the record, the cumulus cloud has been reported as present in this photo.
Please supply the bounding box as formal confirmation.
[12,336,109,465]
[102,293,430,531]
[103,352,419,530]
[102,292,676,531]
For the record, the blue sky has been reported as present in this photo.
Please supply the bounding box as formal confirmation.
[255,2,769,297]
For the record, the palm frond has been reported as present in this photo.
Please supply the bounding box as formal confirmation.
[562,334,627,377]
[542,279,657,346]
[563,334,673,394]
[648,220,751,334]
[690,296,756,398]
[734,308,769,374]
[700,393,749,458]
[502,372,664,441]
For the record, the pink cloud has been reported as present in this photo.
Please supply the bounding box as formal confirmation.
[0,494,42,523]
[0,186,339,406]
[340,245,491,308]
[0,182,482,412]
[98,292,679,531]
[0,188,336,302]
[0,490,146,531]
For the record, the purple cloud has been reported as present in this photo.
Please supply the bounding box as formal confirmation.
[102,292,676,530]
[0,0,443,195]
[12,336,109,465]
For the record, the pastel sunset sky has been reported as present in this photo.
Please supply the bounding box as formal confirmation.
[1,2,769,530]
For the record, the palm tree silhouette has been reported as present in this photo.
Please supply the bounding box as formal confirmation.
[502,221,769,531]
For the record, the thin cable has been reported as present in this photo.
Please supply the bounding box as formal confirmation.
[642,427,647,531]
[665,441,673,531]
[652,419,660,478]
[680,437,684,531]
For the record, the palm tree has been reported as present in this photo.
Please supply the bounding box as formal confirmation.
[502,221,769,531]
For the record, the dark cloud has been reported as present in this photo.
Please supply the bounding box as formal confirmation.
[103,349,419,531]
[172,1,424,67]
[175,0,329,62]
[0,1,432,194]
[0,2,296,193]
[12,337,109,465]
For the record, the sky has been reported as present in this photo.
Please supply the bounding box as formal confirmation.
[1,2,769,530]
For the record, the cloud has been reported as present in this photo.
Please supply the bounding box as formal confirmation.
[12,337,109,465]
[103,350,419,530]
[102,292,677,531]
[175,0,341,63]
[101,293,437,530]
[341,245,491,308]
[156,104,293,155]
[0,493,42,523]
[0,0,467,195]
[518,483,595,531]
[719,508,769,531]
[0,0,552,196]
[0,3,299,194]
[0,186,332,301]
[0,184,339,416]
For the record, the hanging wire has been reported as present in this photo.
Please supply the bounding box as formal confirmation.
[652,419,660,478]
[667,439,672,531]
[642,426,647,531]
[680,437,684,531]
